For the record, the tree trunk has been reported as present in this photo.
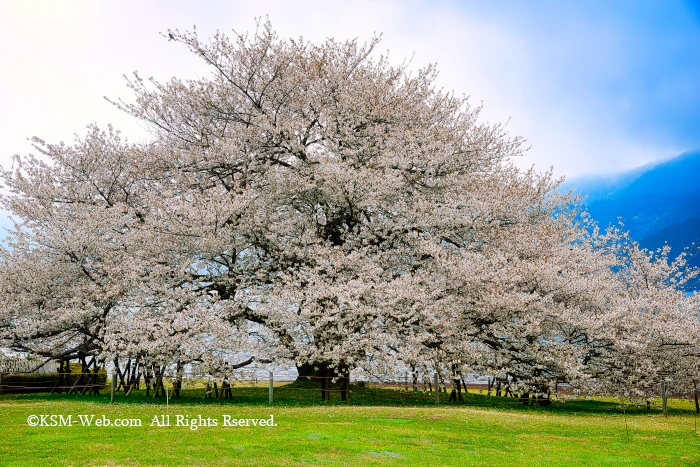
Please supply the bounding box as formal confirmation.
[144,366,152,396]
[69,353,86,395]
[91,364,100,395]
[519,392,530,405]
[222,379,232,399]
[126,356,141,394]
[320,365,330,401]
[296,362,349,401]
[172,361,182,398]
[449,377,464,402]
[113,358,128,393]
[51,358,69,394]
[505,385,514,398]
[153,365,165,398]
[535,390,551,406]
[79,356,96,395]
[340,373,350,401]
[295,363,316,380]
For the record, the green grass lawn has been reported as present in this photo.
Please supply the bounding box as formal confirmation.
[1,384,698,466]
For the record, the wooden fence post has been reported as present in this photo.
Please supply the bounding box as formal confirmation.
[111,372,116,403]
[269,371,274,406]
[660,380,668,417]
[434,373,439,406]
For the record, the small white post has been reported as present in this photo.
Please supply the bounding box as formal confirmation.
[269,371,274,406]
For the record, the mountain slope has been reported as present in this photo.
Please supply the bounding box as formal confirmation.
[638,216,700,269]
[566,150,700,240]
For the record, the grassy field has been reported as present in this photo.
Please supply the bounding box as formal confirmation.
[0,384,698,466]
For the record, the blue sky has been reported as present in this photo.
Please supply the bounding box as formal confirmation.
[1,0,699,237]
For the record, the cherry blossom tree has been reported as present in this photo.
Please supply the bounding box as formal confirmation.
[1,21,697,402]
[103,20,530,383]
[579,238,700,403]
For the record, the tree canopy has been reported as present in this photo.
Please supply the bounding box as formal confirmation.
[1,21,698,398]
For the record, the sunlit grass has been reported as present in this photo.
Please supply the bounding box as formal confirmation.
[1,386,698,466]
